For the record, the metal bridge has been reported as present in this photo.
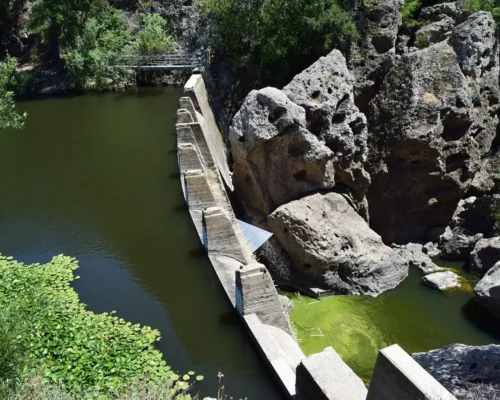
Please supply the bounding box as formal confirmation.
[112,53,202,71]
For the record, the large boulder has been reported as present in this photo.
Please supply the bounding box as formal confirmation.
[230,87,335,217]
[230,50,370,219]
[413,343,500,400]
[474,261,500,320]
[367,12,500,243]
[439,195,500,260]
[470,237,500,276]
[267,192,408,296]
[349,0,403,112]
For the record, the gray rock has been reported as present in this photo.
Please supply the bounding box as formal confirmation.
[470,237,500,276]
[268,192,408,296]
[283,49,371,217]
[413,343,500,400]
[419,2,464,23]
[349,0,403,111]
[414,16,455,48]
[422,270,461,291]
[469,156,500,195]
[474,261,500,320]
[423,241,441,258]
[367,11,499,244]
[230,50,371,218]
[230,86,334,217]
[440,195,500,261]
[393,243,443,273]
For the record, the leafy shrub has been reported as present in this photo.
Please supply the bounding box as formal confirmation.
[468,0,500,22]
[137,14,178,55]
[199,0,358,86]
[61,6,136,90]
[0,57,26,130]
[0,254,200,396]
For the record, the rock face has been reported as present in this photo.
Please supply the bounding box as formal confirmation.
[440,195,499,260]
[367,12,500,243]
[413,343,500,400]
[393,243,443,273]
[267,192,408,296]
[230,50,370,218]
[474,261,500,320]
[422,271,461,291]
[470,237,500,276]
[349,0,403,112]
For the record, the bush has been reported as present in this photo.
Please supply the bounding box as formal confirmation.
[137,14,178,55]
[199,0,358,86]
[0,57,26,130]
[468,0,500,22]
[0,254,201,397]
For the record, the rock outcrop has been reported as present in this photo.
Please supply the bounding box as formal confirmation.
[267,192,408,296]
[440,195,500,260]
[422,270,461,291]
[413,343,500,400]
[349,0,403,112]
[474,261,500,320]
[367,12,500,243]
[470,237,500,276]
[230,50,370,219]
[393,243,443,273]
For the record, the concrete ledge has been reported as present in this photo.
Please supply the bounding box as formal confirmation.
[296,347,368,400]
[184,74,233,190]
[179,96,198,120]
[176,123,216,171]
[244,313,305,399]
[203,207,248,263]
[178,143,204,174]
[177,109,194,123]
[184,170,217,210]
[367,344,457,400]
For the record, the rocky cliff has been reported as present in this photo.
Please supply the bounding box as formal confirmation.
[229,0,500,296]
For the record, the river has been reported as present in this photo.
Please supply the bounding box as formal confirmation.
[0,88,282,399]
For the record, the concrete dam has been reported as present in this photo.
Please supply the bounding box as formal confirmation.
[176,73,457,400]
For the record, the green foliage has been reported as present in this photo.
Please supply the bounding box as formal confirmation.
[492,200,500,227]
[199,0,358,86]
[137,14,178,55]
[468,0,500,22]
[0,254,198,396]
[0,57,26,130]
[402,0,422,27]
[61,6,136,90]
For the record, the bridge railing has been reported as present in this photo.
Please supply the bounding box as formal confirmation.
[110,52,202,68]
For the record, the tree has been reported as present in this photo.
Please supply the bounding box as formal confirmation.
[199,0,357,86]
[29,0,109,59]
[0,58,26,130]
[137,14,178,55]
[61,6,136,90]
[0,0,29,56]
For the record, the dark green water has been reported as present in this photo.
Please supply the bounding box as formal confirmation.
[289,262,500,382]
[0,89,282,399]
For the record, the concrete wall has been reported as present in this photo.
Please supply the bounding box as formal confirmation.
[175,74,456,400]
[184,75,233,190]
[367,344,457,400]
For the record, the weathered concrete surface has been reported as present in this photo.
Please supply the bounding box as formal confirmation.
[203,207,248,263]
[177,109,194,123]
[184,74,233,190]
[296,347,368,400]
[236,263,292,335]
[184,170,216,210]
[244,313,305,398]
[178,143,204,173]
[368,344,457,400]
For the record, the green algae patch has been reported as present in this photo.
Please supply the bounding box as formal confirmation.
[288,265,499,382]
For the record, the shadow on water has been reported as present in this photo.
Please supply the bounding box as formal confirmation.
[462,298,500,341]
